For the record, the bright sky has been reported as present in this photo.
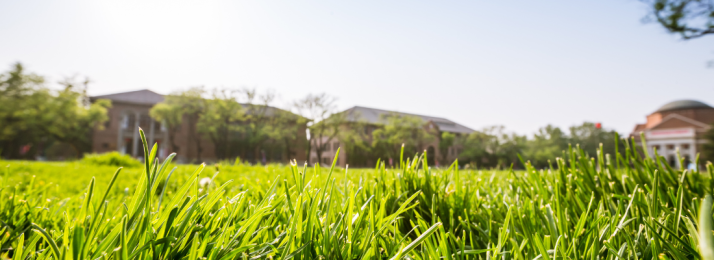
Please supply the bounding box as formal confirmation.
[1,0,713,136]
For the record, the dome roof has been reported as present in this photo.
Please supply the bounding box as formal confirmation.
[656,100,712,112]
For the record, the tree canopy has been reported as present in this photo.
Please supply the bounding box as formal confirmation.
[457,123,622,169]
[0,63,110,159]
[151,87,305,163]
[293,93,348,165]
[371,113,436,163]
[645,0,714,39]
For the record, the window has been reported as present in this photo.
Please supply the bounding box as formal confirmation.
[123,114,136,129]
[139,114,152,129]
[333,142,340,151]
[364,126,373,136]
[652,145,660,151]
[666,144,675,150]
[124,138,133,155]
[323,158,330,165]
[682,144,690,149]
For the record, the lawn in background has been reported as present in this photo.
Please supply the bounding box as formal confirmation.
[0,134,712,259]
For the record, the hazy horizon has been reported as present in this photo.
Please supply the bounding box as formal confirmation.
[2,0,713,136]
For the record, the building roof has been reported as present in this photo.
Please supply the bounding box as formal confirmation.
[91,89,164,106]
[632,123,646,133]
[340,106,475,134]
[91,89,305,120]
[656,100,712,112]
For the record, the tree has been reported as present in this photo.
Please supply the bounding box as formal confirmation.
[37,77,111,155]
[293,93,345,165]
[371,113,436,162]
[198,88,244,160]
[149,102,182,154]
[340,123,372,166]
[701,124,714,163]
[0,63,110,158]
[150,87,206,162]
[438,132,455,165]
[269,107,308,163]
[0,63,45,158]
[227,88,303,164]
[523,125,569,168]
[568,122,623,158]
[644,0,714,39]
[458,126,527,169]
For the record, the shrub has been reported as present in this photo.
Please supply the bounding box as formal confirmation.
[81,151,141,167]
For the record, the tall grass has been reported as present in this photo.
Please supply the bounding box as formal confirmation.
[0,129,713,259]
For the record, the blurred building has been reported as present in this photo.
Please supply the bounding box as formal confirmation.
[310,106,475,167]
[90,89,307,163]
[631,100,714,168]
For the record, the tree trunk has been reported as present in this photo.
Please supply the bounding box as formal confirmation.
[284,138,291,162]
[254,145,260,164]
[169,128,179,153]
[224,122,230,160]
[306,142,311,165]
[313,138,323,165]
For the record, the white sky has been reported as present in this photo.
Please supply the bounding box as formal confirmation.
[1,0,713,136]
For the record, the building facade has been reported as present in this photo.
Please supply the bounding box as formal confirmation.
[91,89,307,163]
[310,106,475,167]
[631,100,714,168]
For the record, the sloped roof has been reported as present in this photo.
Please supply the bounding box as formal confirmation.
[650,114,711,130]
[239,103,304,120]
[91,89,164,105]
[340,106,475,134]
[632,123,646,133]
[91,89,304,120]
[656,100,712,112]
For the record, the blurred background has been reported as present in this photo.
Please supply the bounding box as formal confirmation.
[1,0,713,168]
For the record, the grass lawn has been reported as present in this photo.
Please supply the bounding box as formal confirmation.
[0,134,712,259]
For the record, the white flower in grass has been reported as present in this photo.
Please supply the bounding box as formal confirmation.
[200,177,212,187]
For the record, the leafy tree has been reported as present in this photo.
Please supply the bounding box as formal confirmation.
[238,88,292,164]
[38,77,111,155]
[644,0,714,39]
[198,88,244,160]
[0,63,110,158]
[702,124,714,163]
[150,87,206,162]
[269,107,308,163]
[438,132,455,165]
[341,124,372,166]
[0,63,45,158]
[568,122,623,159]
[459,126,527,169]
[523,125,569,168]
[293,93,345,165]
[371,113,436,163]
[149,102,182,154]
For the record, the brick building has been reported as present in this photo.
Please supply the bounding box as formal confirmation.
[631,100,714,168]
[310,106,475,167]
[90,89,307,163]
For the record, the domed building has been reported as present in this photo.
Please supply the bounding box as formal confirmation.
[631,100,714,168]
